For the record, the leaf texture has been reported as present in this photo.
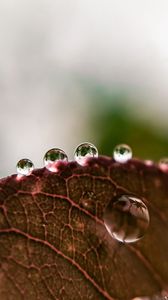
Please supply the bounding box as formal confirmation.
[0,156,168,300]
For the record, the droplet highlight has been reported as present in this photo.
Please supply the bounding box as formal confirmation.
[74,142,98,166]
[16,159,34,176]
[43,148,68,172]
[103,195,150,243]
[159,157,168,171]
[113,144,132,163]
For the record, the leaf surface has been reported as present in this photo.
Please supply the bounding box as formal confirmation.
[0,157,168,300]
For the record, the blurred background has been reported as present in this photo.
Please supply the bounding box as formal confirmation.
[1,0,168,177]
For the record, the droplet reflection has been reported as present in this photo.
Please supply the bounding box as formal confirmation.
[159,157,168,171]
[44,148,68,172]
[103,195,150,243]
[74,142,98,166]
[16,159,34,176]
[113,144,132,163]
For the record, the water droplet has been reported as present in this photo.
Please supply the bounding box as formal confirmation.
[74,142,98,166]
[132,291,168,300]
[44,148,68,172]
[159,157,168,171]
[113,144,132,163]
[145,160,153,166]
[103,195,150,243]
[80,191,96,212]
[16,159,34,176]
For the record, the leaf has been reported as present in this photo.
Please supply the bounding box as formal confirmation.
[0,156,168,300]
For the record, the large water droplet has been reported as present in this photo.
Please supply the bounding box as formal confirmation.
[159,157,168,171]
[132,292,168,300]
[74,142,98,166]
[113,144,132,163]
[103,195,150,243]
[16,159,34,176]
[44,148,68,172]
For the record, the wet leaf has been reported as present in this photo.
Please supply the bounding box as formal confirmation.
[0,157,168,300]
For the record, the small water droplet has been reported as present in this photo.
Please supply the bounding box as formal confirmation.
[74,142,98,166]
[80,191,96,212]
[16,159,34,176]
[145,160,153,166]
[44,148,68,172]
[159,157,168,171]
[81,198,95,209]
[113,144,132,163]
[103,195,150,243]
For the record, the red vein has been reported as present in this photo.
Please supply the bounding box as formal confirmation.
[0,228,115,300]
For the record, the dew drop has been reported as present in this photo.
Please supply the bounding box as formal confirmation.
[145,160,153,166]
[44,148,68,172]
[159,157,168,171]
[74,142,98,166]
[80,191,96,213]
[113,144,132,163]
[81,198,95,210]
[16,159,34,176]
[103,195,150,243]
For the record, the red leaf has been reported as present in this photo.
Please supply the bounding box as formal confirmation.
[0,156,168,300]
